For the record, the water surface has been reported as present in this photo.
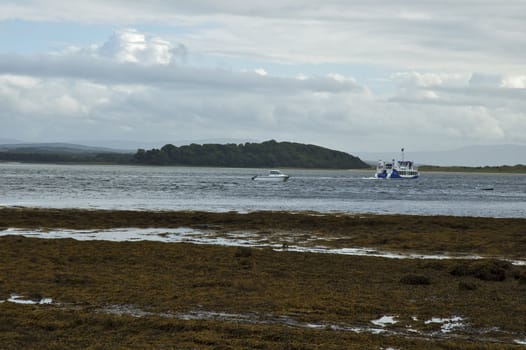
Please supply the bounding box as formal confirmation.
[0,163,524,217]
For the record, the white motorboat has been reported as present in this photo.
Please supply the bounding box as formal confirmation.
[251,169,289,182]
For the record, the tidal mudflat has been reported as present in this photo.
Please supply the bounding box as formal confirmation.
[0,208,525,349]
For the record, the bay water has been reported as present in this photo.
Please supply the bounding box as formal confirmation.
[0,162,524,218]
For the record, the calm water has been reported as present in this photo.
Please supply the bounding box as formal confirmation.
[0,163,525,218]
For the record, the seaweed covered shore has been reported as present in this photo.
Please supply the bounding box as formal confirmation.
[0,208,525,349]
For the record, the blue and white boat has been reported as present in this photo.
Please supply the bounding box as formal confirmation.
[374,149,419,179]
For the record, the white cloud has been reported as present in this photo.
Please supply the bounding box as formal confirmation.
[501,75,526,89]
[97,29,177,65]
[296,74,308,81]
[327,73,357,83]
[391,72,469,88]
[0,76,108,117]
[0,74,41,88]
[253,68,267,76]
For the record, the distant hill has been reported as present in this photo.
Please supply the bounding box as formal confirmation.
[0,143,132,164]
[0,138,23,144]
[134,140,369,169]
[0,143,129,154]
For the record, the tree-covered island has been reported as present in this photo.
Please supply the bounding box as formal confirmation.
[134,140,369,169]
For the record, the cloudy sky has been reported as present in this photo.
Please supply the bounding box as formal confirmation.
[1,1,525,155]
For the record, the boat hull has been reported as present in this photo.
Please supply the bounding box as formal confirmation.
[375,174,419,179]
[251,175,289,182]
[375,169,419,179]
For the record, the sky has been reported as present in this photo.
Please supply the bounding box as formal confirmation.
[0,1,526,156]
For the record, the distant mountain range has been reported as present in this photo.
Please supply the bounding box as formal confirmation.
[0,143,130,154]
[0,138,258,152]
[355,144,526,167]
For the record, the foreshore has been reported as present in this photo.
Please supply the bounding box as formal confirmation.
[1,208,525,349]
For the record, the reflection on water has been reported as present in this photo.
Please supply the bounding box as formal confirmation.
[0,163,525,217]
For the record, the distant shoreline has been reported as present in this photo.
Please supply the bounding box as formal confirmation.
[2,159,526,174]
[419,164,526,174]
[0,140,369,169]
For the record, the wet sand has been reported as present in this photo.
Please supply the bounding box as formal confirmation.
[0,208,525,349]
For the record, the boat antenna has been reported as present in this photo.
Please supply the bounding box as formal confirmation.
[401,148,404,161]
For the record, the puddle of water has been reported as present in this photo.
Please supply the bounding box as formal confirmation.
[100,305,477,340]
[371,315,398,327]
[100,303,390,335]
[2,297,522,346]
[425,316,465,333]
[7,294,53,305]
[98,305,520,344]
[1,228,525,265]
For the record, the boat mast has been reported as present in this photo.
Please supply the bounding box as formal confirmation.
[401,147,405,161]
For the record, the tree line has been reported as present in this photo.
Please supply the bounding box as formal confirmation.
[133,140,369,169]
